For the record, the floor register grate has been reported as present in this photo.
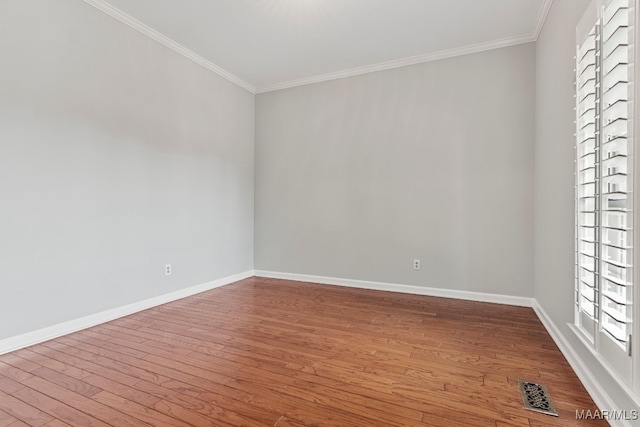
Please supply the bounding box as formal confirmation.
[518,380,559,417]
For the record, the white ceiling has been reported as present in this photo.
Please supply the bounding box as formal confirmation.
[89,0,551,93]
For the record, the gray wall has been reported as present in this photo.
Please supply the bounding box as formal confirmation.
[535,0,639,420]
[0,0,254,340]
[255,43,535,297]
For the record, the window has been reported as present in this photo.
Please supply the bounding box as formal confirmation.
[575,0,636,389]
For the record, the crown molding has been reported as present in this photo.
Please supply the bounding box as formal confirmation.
[533,0,554,40]
[83,0,551,96]
[81,0,256,94]
[255,34,535,94]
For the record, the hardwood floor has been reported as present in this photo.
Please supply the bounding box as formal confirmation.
[0,277,606,426]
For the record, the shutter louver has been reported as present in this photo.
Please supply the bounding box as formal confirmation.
[600,0,633,345]
[577,23,600,340]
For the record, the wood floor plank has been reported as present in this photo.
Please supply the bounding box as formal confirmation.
[12,386,111,427]
[0,375,25,395]
[149,399,236,427]
[39,342,170,386]
[20,377,150,427]
[0,390,54,426]
[10,350,93,381]
[0,354,40,373]
[0,362,33,384]
[82,375,162,408]
[30,367,103,398]
[42,420,73,427]
[0,410,19,427]
[0,277,606,426]
[90,391,196,427]
[24,346,152,390]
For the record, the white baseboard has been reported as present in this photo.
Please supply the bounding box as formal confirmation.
[532,301,634,427]
[254,270,534,307]
[0,270,254,356]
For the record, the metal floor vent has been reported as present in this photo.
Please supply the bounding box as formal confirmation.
[518,380,559,417]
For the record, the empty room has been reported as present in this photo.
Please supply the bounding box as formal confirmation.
[1,0,639,426]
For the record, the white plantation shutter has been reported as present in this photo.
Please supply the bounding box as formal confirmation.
[600,0,634,347]
[575,0,635,376]
[577,23,599,339]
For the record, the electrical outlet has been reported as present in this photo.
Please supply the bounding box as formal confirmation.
[413,259,420,270]
[165,264,172,276]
